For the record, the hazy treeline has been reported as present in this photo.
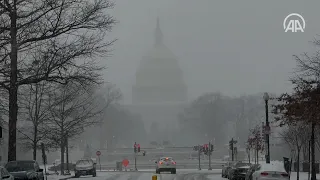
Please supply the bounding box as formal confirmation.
[80,104,147,149]
[178,92,277,148]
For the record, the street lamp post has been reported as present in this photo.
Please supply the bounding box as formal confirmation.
[263,92,270,164]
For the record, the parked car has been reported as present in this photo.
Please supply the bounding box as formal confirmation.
[222,162,234,178]
[245,164,260,180]
[225,162,237,178]
[5,160,44,180]
[74,159,96,177]
[155,157,176,174]
[251,163,289,180]
[228,162,251,179]
[0,166,14,180]
[48,163,75,172]
[229,165,251,180]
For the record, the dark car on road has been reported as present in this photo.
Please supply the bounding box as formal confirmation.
[229,165,251,180]
[222,162,234,178]
[5,160,44,180]
[228,162,251,180]
[0,166,14,180]
[74,159,96,177]
[245,164,260,180]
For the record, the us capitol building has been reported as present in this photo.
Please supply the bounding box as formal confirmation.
[127,18,188,144]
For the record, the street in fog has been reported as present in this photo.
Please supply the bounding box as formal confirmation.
[65,170,221,180]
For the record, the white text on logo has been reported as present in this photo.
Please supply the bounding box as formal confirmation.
[283,13,305,32]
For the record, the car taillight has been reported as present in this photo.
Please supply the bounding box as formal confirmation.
[159,162,163,164]
[172,161,176,164]
[281,173,289,177]
[260,172,268,176]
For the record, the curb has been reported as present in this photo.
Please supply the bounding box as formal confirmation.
[58,176,74,180]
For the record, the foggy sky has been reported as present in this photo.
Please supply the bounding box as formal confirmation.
[103,0,320,104]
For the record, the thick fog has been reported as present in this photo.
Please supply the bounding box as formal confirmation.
[4,0,320,163]
[106,0,320,103]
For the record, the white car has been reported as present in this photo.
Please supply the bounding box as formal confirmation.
[0,166,14,180]
[252,163,289,180]
[155,157,176,174]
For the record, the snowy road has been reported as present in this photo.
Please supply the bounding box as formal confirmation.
[53,170,223,180]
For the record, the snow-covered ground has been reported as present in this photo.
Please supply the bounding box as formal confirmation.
[289,172,320,180]
[43,169,320,180]
[43,169,221,180]
[73,171,220,180]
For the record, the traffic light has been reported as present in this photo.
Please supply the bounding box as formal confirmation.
[138,144,140,152]
[203,144,208,152]
[134,144,137,153]
[210,144,214,152]
[229,140,233,150]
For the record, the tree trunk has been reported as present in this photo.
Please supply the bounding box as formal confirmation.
[66,133,69,172]
[256,148,259,163]
[297,148,300,180]
[8,0,19,162]
[60,143,65,175]
[33,125,38,160]
[256,140,259,163]
[302,144,308,161]
[311,122,316,180]
[33,83,39,161]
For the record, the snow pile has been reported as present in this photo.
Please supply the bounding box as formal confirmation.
[259,162,287,172]
[290,172,320,180]
[46,172,74,180]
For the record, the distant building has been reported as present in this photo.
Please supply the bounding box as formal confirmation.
[127,17,188,143]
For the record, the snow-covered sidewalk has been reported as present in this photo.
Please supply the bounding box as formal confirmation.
[46,173,74,180]
[290,172,320,180]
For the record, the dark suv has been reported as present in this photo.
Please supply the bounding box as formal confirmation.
[5,160,44,180]
[228,162,251,180]
[74,159,96,177]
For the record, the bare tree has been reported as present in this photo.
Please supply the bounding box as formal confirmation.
[17,82,53,160]
[248,125,264,163]
[44,82,105,174]
[93,83,122,149]
[280,123,310,180]
[0,0,116,161]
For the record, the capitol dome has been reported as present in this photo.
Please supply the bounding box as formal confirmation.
[132,18,187,104]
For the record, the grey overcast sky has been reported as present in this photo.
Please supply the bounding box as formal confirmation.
[103,0,320,104]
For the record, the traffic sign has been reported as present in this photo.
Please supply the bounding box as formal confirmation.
[122,159,129,167]
[96,151,101,156]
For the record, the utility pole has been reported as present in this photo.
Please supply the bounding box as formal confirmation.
[231,139,234,161]
[229,138,237,161]
[208,141,213,170]
[134,142,137,171]
[198,144,201,170]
